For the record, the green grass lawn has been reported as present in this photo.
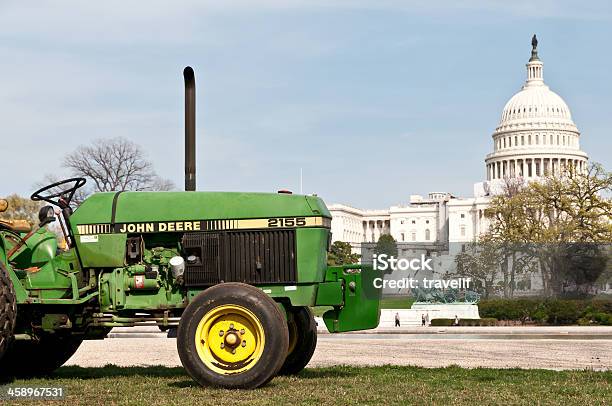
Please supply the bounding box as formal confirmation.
[3,365,610,405]
[379,296,415,309]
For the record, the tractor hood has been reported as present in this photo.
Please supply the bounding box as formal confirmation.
[70,191,331,233]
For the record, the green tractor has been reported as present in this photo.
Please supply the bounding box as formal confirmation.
[0,67,380,389]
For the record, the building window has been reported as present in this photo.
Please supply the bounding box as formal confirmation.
[411,232,416,241]
[401,233,405,242]
[528,161,532,177]
[460,226,466,237]
[411,220,416,224]
[425,229,431,241]
[460,213,465,219]
[521,136,524,145]
[425,220,429,224]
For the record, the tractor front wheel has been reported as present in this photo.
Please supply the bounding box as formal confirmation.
[278,306,317,375]
[177,283,289,389]
[0,334,83,378]
[0,261,16,362]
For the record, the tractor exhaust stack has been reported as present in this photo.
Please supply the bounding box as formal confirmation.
[184,66,196,191]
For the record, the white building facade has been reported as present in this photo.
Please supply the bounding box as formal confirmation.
[330,36,589,249]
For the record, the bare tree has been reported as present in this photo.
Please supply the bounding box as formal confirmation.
[63,137,175,193]
[502,175,525,198]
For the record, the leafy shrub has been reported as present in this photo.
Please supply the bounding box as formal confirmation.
[543,299,581,325]
[580,311,612,326]
[430,318,497,327]
[477,298,612,325]
[430,319,453,327]
[479,318,498,326]
[478,299,538,321]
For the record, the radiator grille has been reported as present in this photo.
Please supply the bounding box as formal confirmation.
[183,230,296,286]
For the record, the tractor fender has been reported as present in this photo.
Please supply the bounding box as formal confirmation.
[0,237,28,303]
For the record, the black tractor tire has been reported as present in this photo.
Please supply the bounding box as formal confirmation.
[278,306,317,375]
[0,261,16,362]
[0,335,83,378]
[177,282,289,389]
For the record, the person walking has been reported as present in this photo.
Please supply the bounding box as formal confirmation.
[421,314,426,327]
[425,312,430,326]
[394,312,401,327]
[454,314,460,326]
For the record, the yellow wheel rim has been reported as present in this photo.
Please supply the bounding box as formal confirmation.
[195,304,265,375]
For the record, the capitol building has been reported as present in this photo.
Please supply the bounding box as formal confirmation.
[330,36,589,253]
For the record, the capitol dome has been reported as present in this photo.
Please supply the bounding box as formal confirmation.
[485,35,588,182]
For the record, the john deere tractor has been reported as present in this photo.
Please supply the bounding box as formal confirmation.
[0,67,380,389]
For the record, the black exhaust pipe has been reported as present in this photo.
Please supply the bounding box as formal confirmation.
[184,66,196,191]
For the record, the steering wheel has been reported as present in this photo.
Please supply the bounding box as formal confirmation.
[30,177,87,208]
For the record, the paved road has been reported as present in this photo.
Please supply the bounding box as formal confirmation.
[66,333,612,371]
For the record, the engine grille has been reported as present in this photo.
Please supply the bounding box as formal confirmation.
[183,230,297,286]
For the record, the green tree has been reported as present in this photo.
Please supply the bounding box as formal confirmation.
[485,162,612,296]
[0,194,41,226]
[454,237,502,299]
[327,241,360,266]
[484,177,534,298]
[374,234,398,258]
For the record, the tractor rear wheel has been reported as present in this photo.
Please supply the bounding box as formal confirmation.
[177,283,289,389]
[0,261,16,362]
[278,306,317,375]
[0,334,83,378]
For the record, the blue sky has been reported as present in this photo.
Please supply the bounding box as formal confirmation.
[1,1,610,208]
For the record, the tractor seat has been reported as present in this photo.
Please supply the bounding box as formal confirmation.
[0,219,32,233]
